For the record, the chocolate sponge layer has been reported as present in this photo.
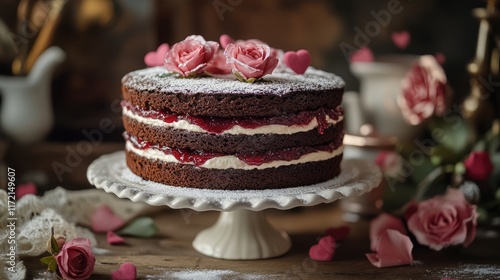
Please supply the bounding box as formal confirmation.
[123,116,344,153]
[125,150,342,190]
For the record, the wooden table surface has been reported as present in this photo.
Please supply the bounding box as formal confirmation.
[24,203,500,280]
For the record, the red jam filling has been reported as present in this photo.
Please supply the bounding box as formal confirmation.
[121,100,342,135]
[125,133,342,166]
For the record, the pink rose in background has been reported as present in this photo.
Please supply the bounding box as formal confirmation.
[224,40,279,82]
[398,55,447,125]
[464,151,494,182]
[407,188,478,251]
[375,151,403,177]
[56,237,95,280]
[204,50,232,75]
[164,35,219,77]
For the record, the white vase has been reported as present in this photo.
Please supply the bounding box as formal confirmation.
[0,47,65,143]
[344,55,422,142]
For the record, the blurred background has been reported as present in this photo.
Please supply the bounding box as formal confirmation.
[0,0,488,191]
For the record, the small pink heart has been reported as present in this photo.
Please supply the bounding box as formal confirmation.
[350,47,374,63]
[220,34,234,49]
[284,49,311,74]
[391,31,411,49]
[107,231,125,245]
[435,52,446,65]
[309,235,336,261]
[325,226,350,243]
[144,43,170,67]
[91,205,125,233]
[112,262,137,280]
[16,183,37,199]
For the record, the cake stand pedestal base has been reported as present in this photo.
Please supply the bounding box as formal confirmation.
[193,210,291,260]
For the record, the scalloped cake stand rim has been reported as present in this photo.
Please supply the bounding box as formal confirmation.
[86,151,382,212]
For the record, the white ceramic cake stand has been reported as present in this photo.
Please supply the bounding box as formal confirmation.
[87,151,382,260]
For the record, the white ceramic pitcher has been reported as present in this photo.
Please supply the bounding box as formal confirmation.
[343,55,422,142]
[0,46,65,143]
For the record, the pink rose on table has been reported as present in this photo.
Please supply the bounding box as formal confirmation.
[164,35,219,77]
[464,151,494,181]
[56,237,95,280]
[407,188,478,251]
[224,40,279,82]
[375,151,403,178]
[398,55,447,125]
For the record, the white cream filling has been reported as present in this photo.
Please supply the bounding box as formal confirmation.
[122,106,343,135]
[126,141,343,170]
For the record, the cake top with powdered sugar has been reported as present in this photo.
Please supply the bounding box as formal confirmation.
[122,66,344,96]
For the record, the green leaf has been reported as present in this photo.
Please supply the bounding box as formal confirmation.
[429,115,472,155]
[50,235,59,255]
[118,217,158,238]
[48,259,57,272]
[40,256,54,265]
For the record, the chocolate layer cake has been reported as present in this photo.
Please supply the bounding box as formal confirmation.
[121,67,345,190]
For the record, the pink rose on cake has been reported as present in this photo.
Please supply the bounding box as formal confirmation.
[398,55,447,125]
[406,188,478,251]
[164,35,219,77]
[224,40,279,83]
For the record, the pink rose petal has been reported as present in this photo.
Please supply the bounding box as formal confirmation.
[283,49,311,74]
[15,183,37,199]
[112,262,137,280]
[391,31,411,49]
[370,213,407,251]
[350,47,374,63]
[366,229,413,268]
[220,34,234,49]
[91,206,125,233]
[309,236,336,261]
[144,43,169,67]
[325,226,350,242]
[107,231,125,245]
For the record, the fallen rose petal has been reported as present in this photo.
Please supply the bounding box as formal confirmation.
[325,226,350,242]
[107,231,125,245]
[366,229,413,268]
[370,213,407,251]
[112,262,137,280]
[16,182,37,199]
[309,236,336,261]
[91,206,125,233]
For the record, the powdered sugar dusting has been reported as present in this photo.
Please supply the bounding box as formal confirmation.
[122,66,344,96]
[439,264,500,280]
[145,269,274,280]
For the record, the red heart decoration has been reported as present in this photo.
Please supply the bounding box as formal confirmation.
[112,262,137,280]
[16,182,37,199]
[144,43,170,67]
[309,235,336,261]
[350,47,374,63]
[284,49,311,74]
[391,31,411,49]
[91,205,125,233]
[220,34,234,49]
[107,231,125,245]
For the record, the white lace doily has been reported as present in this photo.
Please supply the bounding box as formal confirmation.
[87,151,382,211]
[0,186,154,280]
